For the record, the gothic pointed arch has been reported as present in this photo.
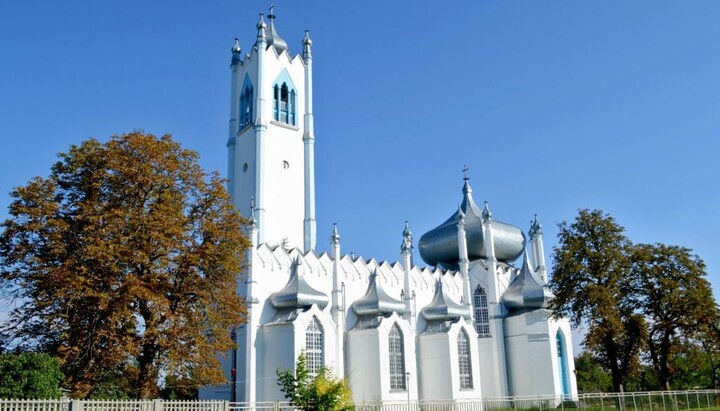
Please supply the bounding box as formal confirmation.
[457,328,473,389]
[272,69,297,126]
[388,322,406,390]
[306,316,324,377]
[240,74,254,127]
[473,285,490,337]
[556,329,571,397]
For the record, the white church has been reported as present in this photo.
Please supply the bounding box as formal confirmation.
[200,8,579,404]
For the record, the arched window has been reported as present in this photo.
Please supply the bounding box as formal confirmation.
[473,286,490,337]
[388,323,406,390]
[306,316,323,377]
[457,329,473,389]
[240,82,253,127]
[272,82,296,126]
[556,330,571,397]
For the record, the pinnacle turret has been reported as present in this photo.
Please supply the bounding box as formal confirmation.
[401,221,413,253]
[331,223,340,245]
[303,29,312,61]
[231,38,242,64]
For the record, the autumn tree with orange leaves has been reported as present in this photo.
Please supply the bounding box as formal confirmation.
[0,132,248,398]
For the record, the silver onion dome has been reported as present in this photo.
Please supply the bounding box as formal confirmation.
[418,176,525,267]
[351,271,405,318]
[501,248,553,311]
[266,6,288,54]
[421,280,471,322]
[269,258,329,310]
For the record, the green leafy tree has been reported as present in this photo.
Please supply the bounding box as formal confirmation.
[668,341,715,390]
[277,353,352,411]
[0,132,249,398]
[0,352,64,398]
[574,352,612,393]
[159,374,199,400]
[629,243,719,390]
[691,316,720,389]
[551,209,646,392]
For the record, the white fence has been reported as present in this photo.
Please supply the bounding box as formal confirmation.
[1,390,719,411]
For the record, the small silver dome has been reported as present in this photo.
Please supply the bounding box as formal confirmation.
[351,271,405,318]
[421,280,470,322]
[501,249,553,311]
[269,258,328,310]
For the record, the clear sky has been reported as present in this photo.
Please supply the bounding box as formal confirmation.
[1,0,719,307]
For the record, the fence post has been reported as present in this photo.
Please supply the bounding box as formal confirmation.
[70,400,83,411]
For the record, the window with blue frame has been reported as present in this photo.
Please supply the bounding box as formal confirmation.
[240,76,253,127]
[556,330,571,397]
[240,86,253,126]
[273,81,296,126]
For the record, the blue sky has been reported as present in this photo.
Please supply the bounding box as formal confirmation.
[1,0,719,307]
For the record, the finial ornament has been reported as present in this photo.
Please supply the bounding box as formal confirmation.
[461,167,472,195]
[457,205,465,225]
[257,13,267,31]
[303,29,312,61]
[401,221,413,252]
[231,38,242,64]
[249,196,256,225]
[331,223,340,245]
[529,214,543,237]
[482,201,492,221]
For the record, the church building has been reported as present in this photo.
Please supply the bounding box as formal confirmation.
[199,8,579,404]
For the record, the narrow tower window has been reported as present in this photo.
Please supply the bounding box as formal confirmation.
[458,329,473,389]
[305,316,323,377]
[272,81,296,126]
[388,323,406,390]
[240,83,253,127]
[473,286,490,337]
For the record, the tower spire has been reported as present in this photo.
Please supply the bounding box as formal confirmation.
[462,165,472,195]
[266,5,288,54]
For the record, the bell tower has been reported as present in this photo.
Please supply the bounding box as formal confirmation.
[227,6,316,251]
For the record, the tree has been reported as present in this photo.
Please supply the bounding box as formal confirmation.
[629,243,719,390]
[574,352,612,393]
[0,352,64,398]
[277,353,352,411]
[0,132,249,398]
[551,209,646,392]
